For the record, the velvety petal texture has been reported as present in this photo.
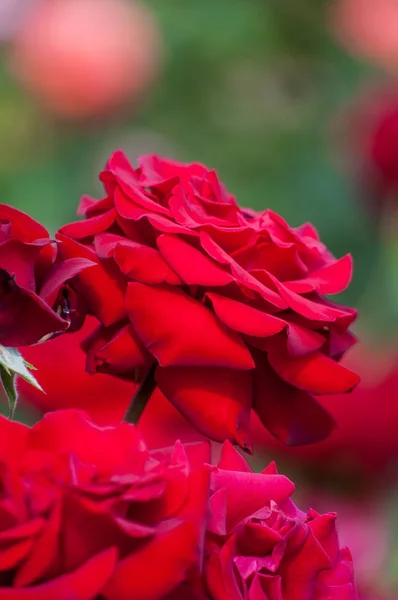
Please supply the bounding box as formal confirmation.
[0,410,210,600]
[0,205,94,346]
[57,152,359,448]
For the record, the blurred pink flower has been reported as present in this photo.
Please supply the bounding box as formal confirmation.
[330,0,398,71]
[8,0,162,120]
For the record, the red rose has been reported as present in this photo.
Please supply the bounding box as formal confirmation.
[167,442,357,600]
[0,409,210,599]
[57,151,359,448]
[0,204,94,346]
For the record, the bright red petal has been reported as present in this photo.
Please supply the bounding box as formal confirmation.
[207,293,285,337]
[126,283,254,369]
[58,210,116,240]
[156,366,253,450]
[268,346,360,394]
[285,254,353,295]
[157,234,234,286]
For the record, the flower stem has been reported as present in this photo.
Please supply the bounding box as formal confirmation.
[123,363,157,425]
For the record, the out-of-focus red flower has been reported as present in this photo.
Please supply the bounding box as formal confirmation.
[248,342,398,477]
[0,204,93,346]
[0,409,210,599]
[173,442,358,600]
[360,593,396,600]
[56,151,359,450]
[329,0,398,71]
[337,84,398,210]
[8,0,161,120]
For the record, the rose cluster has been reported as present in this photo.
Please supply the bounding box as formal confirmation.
[56,151,359,449]
[0,153,361,600]
[0,410,357,600]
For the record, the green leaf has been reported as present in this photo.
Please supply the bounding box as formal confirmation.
[0,365,17,418]
[0,345,44,418]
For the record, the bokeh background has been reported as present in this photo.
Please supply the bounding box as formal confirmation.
[2,1,398,598]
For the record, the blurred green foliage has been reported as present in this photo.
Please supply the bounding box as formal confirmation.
[0,0,383,310]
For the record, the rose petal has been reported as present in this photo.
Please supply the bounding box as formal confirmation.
[126,283,254,369]
[207,293,285,337]
[58,210,116,240]
[0,548,117,600]
[108,163,171,217]
[56,234,127,326]
[14,505,61,587]
[83,322,148,377]
[267,346,360,394]
[200,231,287,309]
[157,234,234,287]
[156,366,253,450]
[308,513,340,565]
[265,274,350,322]
[39,258,96,305]
[217,440,253,473]
[0,239,51,291]
[210,468,294,531]
[249,574,283,600]
[0,204,49,242]
[104,522,195,600]
[285,322,326,356]
[104,471,209,600]
[206,537,242,600]
[29,410,147,473]
[285,254,353,295]
[253,353,336,445]
[0,276,69,346]
[94,233,181,285]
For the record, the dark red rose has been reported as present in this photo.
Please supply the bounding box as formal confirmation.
[56,152,359,449]
[168,442,358,600]
[0,409,210,599]
[0,204,94,346]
